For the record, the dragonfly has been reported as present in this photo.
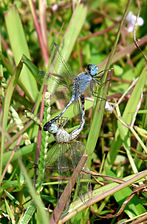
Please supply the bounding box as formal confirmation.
[45,95,86,204]
[43,63,105,131]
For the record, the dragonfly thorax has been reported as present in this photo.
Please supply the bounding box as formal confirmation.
[55,127,71,143]
[46,123,71,143]
[73,72,92,99]
[86,64,98,76]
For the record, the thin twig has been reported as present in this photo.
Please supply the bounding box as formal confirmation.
[78,24,117,42]
[29,0,49,65]
[60,170,147,223]
[1,136,22,182]
[133,0,147,61]
[89,7,119,23]
[90,185,147,219]
[98,35,147,71]
[39,0,48,51]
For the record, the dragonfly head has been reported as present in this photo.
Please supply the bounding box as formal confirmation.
[48,123,58,134]
[43,121,58,134]
[87,64,98,76]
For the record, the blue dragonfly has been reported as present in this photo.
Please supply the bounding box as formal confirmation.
[43,63,105,132]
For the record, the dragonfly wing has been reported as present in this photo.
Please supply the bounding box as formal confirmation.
[69,141,85,168]
[45,143,61,170]
[45,143,72,208]
[48,43,74,89]
[69,141,92,202]
[46,143,72,171]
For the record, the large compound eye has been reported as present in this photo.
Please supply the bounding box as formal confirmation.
[50,123,58,133]
[91,64,96,71]
[91,65,98,76]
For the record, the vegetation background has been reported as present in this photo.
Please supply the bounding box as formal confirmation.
[0,0,147,223]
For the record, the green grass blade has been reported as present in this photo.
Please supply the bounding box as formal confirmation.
[120,65,147,126]
[86,71,112,158]
[5,199,15,224]
[5,5,38,102]
[0,51,13,75]
[2,143,36,166]
[21,55,43,84]
[18,158,49,224]
[18,201,36,224]
[118,65,147,171]
[0,61,23,181]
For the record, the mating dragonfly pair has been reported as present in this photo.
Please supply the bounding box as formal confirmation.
[43,46,106,206]
[43,63,104,141]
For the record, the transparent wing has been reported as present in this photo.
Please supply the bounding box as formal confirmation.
[44,43,74,92]
[46,141,84,172]
[69,141,85,168]
[70,141,92,202]
[45,143,61,170]
[45,141,84,181]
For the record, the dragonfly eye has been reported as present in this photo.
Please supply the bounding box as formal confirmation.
[49,123,58,134]
[90,64,98,76]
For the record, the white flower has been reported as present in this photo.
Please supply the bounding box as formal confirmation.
[126,11,144,33]
[51,4,58,11]
[105,101,113,112]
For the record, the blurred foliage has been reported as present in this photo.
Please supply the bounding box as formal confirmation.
[0,0,147,223]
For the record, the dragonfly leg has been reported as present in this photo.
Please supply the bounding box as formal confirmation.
[96,78,110,86]
[93,78,102,86]
[92,91,106,100]
[90,80,106,100]
[60,117,69,127]
[94,69,112,85]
